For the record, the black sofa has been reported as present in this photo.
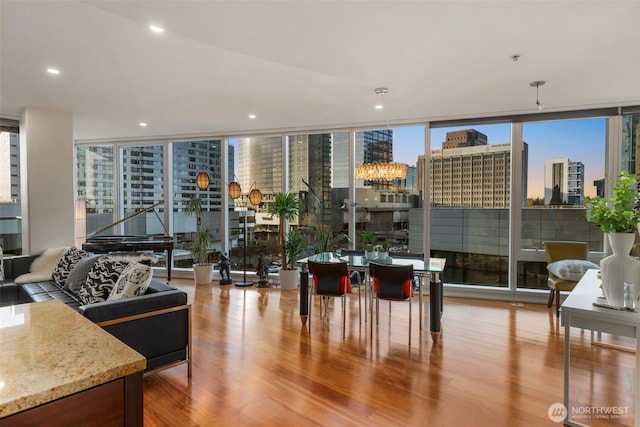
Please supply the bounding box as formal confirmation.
[1,255,192,376]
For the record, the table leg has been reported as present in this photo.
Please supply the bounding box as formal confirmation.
[634,326,640,427]
[429,274,442,342]
[300,265,309,327]
[419,275,423,333]
[564,317,570,424]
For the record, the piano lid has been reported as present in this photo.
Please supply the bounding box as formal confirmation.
[87,201,171,239]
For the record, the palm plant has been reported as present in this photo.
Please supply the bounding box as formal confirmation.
[267,192,300,270]
[186,197,210,265]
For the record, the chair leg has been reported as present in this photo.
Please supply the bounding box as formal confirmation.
[555,290,561,317]
[547,289,555,307]
[408,297,412,346]
[342,294,346,338]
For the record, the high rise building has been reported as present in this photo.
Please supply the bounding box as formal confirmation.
[544,158,585,205]
[442,129,488,149]
[429,130,527,208]
[237,136,283,195]
[0,131,20,203]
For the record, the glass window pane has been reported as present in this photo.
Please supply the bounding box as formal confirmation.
[76,145,114,237]
[230,136,282,272]
[429,124,512,287]
[0,129,22,254]
[518,118,606,289]
[172,139,227,268]
[354,126,424,255]
[293,132,348,255]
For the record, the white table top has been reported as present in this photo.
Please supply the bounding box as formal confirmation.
[561,269,640,332]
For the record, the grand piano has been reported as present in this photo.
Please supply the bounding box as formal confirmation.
[82,202,174,281]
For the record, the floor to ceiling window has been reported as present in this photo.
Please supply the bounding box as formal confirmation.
[353,126,424,254]
[429,123,512,287]
[76,145,114,238]
[517,117,606,290]
[0,122,21,254]
[71,108,637,291]
[229,136,282,271]
[291,132,349,255]
[171,139,227,268]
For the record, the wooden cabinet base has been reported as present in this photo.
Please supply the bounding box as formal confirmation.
[1,372,143,427]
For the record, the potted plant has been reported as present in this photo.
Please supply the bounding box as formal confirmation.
[586,171,639,234]
[361,230,377,259]
[300,179,348,254]
[375,241,389,260]
[282,229,306,289]
[186,197,212,285]
[586,171,640,307]
[267,192,300,289]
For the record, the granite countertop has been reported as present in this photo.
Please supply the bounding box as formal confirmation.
[0,299,146,417]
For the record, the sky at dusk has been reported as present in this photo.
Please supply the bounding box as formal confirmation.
[390,118,606,199]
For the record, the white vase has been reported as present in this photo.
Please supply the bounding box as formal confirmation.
[601,233,640,308]
[193,264,212,285]
[365,250,376,260]
[279,268,299,290]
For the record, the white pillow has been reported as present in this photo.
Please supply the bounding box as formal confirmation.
[547,259,599,281]
[107,262,153,301]
[14,247,69,283]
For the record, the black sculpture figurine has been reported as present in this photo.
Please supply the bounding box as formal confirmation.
[219,252,232,285]
[256,253,270,288]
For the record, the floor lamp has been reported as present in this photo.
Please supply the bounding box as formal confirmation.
[230,182,262,287]
[196,171,262,287]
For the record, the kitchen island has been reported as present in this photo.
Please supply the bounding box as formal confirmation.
[0,299,146,426]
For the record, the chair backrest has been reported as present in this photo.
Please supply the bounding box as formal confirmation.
[308,261,350,295]
[369,262,414,300]
[543,241,588,263]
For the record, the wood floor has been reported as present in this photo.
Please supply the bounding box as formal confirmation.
[143,280,635,426]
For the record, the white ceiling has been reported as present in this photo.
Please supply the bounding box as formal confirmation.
[1,1,639,142]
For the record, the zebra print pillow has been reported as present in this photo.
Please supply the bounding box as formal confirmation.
[78,257,128,304]
[52,246,90,288]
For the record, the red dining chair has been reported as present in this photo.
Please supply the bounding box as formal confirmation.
[369,262,415,345]
[308,260,352,337]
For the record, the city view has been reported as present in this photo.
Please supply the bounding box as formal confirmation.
[1,113,638,291]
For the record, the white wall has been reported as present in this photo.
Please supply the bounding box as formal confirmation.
[20,108,74,253]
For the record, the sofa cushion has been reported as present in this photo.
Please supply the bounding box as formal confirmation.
[78,257,128,304]
[14,247,68,284]
[547,259,600,281]
[65,256,99,294]
[52,247,90,288]
[108,262,153,301]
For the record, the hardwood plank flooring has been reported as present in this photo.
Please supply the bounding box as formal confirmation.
[143,280,635,426]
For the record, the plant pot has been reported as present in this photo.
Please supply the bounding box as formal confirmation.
[193,264,212,285]
[377,251,389,260]
[601,233,640,307]
[279,268,299,290]
[365,250,376,260]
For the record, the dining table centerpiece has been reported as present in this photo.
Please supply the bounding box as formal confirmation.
[586,171,640,307]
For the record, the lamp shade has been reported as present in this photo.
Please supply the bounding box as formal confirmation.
[228,181,242,199]
[196,172,210,190]
[249,188,263,206]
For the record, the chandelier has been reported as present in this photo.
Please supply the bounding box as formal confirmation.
[355,162,407,181]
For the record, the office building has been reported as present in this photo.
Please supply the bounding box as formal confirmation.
[544,158,585,205]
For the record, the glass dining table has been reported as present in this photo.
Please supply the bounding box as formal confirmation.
[300,252,447,342]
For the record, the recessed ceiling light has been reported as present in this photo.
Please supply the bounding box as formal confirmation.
[248,114,257,119]
[375,104,384,110]
[139,122,148,127]
[47,68,60,75]
[149,25,164,33]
